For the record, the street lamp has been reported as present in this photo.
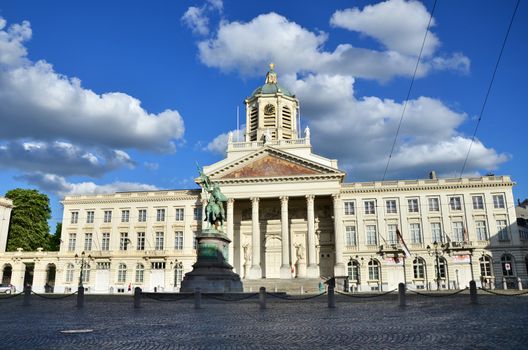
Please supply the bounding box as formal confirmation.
[426,241,446,291]
[74,251,92,288]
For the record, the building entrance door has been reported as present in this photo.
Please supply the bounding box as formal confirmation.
[94,270,110,293]
[150,270,165,292]
[264,236,281,278]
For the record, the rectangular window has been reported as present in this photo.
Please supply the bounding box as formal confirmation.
[84,233,93,251]
[101,233,110,251]
[68,233,76,252]
[155,232,164,250]
[387,224,397,244]
[410,223,421,244]
[452,222,464,242]
[151,262,165,269]
[121,210,130,223]
[71,212,78,224]
[175,231,184,250]
[103,210,112,223]
[364,201,376,215]
[344,226,357,247]
[137,232,145,251]
[386,200,397,214]
[476,221,488,240]
[175,208,184,221]
[431,222,442,243]
[344,201,355,215]
[450,197,462,211]
[472,196,484,210]
[493,194,505,209]
[120,232,129,250]
[193,207,202,221]
[193,231,197,250]
[497,220,509,241]
[138,209,147,222]
[366,225,377,245]
[408,199,419,213]
[428,198,440,212]
[86,211,94,224]
[156,209,165,222]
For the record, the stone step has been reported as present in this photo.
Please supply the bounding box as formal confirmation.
[242,278,324,294]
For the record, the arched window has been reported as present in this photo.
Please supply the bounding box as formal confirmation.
[501,254,514,276]
[479,255,493,277]
[368,260,380,280]
[135,263,144,283]
[437,257,447,279]
[81,263,90,283]
[118,263,127,283]
[413,258,425,279]
[65,263,74,283]
[347,260,360,283]
[174,263,183,288]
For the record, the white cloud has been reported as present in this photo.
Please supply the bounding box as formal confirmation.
[144,162,159,171]
[0,18,185,153]
[181,6,210,36]
[195,11,468,81]
[17,172,159,198]
[206,0,223,11]
[205,128,245,155]
[282,73,507,180]
[330,0,439,56]
[0,140,134,177]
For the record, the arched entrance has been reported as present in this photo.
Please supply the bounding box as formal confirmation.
[23,263,35,288]
[2,264,12,285]
[45,264,56,293]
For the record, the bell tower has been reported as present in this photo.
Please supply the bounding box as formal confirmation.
[244,64,299,142]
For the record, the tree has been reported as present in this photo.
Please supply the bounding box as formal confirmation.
[48,222,62,251]
[5,188,51,251]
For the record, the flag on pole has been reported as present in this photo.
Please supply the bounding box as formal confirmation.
[396,228,411,258]
[463,227,469,243]
[444,231,452,244]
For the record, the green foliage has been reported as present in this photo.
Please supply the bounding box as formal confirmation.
[5,188,52,251]
[48,222,62,251]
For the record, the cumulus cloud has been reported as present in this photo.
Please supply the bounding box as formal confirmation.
[0,18,185,152]
[17,173,159,197]
[205,127,245,155]
[196,10,468,81]
[330,0,439,56]
[0,141,134,176]
[282,73,508,180]
[182,6,210,35]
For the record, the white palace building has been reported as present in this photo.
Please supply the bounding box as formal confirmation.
[1,66,527,294]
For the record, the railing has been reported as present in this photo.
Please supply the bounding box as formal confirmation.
[228,138,309,150]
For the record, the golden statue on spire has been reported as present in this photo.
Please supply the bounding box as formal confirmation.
[265,63,278,84]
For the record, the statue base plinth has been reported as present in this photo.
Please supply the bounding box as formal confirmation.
[180,228,243,293]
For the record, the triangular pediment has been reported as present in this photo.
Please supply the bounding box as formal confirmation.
[221,155,321,179]
[206,146,344,181]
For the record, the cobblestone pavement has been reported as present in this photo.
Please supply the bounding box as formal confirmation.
[1,292,528,349]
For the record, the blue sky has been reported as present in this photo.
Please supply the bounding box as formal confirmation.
[0,0,526,229]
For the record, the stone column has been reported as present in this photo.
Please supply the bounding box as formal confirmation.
[248,197,262,279]
[333,194,346,277]
[280,196,291,279]
[306,195,319,278]
[227,198,235,267]
[11,262,25,292]
[32,262,47,293]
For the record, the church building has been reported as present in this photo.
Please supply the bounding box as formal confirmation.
[0,65,525,294]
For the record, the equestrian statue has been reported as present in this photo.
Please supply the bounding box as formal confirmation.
[197,164,228,232]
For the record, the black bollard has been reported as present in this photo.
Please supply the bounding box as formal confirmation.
[259,287,266,310]
[134,287,142,309]
[469,280,477,305]
[327,285,336,308]
[77,285,85,308]
[194,288,202,309]
[23,286,31,306]
[398,283,406,307]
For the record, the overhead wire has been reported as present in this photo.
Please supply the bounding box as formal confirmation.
[382,0,438,181]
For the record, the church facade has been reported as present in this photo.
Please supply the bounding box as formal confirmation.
[0,66,526,294]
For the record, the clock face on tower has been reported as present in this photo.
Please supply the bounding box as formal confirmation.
[264,104,276,116]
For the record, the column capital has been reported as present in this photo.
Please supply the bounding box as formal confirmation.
[306,194,315,202]
[251,197,260,204]
[332,193,341,201]
[280,196,289,204]
[227,198,235,204]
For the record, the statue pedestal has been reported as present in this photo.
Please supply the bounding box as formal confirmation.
[180,228,243,293]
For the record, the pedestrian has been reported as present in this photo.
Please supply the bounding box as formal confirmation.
[128,283,131,292]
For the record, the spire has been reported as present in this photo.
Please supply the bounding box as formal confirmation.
[265,62,278,84]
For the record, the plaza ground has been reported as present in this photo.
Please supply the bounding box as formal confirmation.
[1,292,527,349]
